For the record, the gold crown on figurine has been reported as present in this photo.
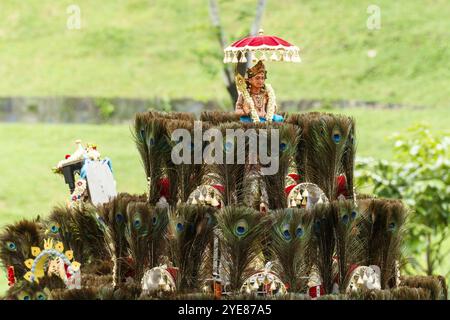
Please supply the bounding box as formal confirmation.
[246,60,267,79]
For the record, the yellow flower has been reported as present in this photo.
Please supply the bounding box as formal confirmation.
[31,247,41,257]
[54,241,64,253]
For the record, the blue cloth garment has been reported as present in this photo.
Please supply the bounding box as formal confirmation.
[240,114,284,123]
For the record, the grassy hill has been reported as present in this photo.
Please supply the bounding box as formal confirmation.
[0,0,449,107]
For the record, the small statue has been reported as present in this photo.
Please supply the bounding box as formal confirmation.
[235,60,284,123]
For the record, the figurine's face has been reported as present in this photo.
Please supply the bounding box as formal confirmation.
[248,72,265,89]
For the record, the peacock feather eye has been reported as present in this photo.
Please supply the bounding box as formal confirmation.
[295,225,304,238]
[115,212,125,224]
[314,220,321,233]
[234,219,249,237]
[176,222,184,233]
[333,133,341,143]
[152,216,158,226]
[139,128,145,141]
[351,210,357,220]
[18,291,31,300]
[280,224,291,241]
[133,215,142,230]
[6,241,17,252]
[342,214,349,225]
[50,223,60,234]
[279,142,287,152]
[388,222,396,232]
[36,292,47,300]
[332,127,342,144]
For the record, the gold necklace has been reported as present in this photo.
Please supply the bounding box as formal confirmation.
[252,93,264,110]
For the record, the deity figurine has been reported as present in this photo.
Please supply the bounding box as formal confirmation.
[235,60,284,123]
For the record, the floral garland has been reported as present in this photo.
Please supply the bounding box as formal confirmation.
[265,84,277,122]
[240,83,277,123]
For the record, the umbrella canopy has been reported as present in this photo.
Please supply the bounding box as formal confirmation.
[224,29,301,63]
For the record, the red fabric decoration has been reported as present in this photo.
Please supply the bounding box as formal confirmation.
[287,173,301,182]
[348,264,359,277]
[212,184,225,194]
[284,184,297,196]
[65,154,71,159]
[230,35,294,48]
[7,266,15,286]
[124,256,135,279]
[63,264,72,279]
[336,174,349,197]
[158,178,170,199]
[285,174,349,198]
[309,285,325,298]
[166,267,178,281]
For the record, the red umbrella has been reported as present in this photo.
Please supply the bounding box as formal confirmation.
[224,29,300,63]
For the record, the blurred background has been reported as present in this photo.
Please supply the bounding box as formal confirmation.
[0,0,448,294]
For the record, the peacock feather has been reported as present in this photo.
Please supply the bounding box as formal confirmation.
[216,206,267,292]
[207,122,251,206]
[342,119,356,199]
[0,218,44,279]
[46,204,108,269]
[309,203,336,294]
[259,123,300,210]
[284,112,308,180]
[148,206,169,268]
[268,208,311,292]
[165,119,207,204]
[5,277,65,300]
[97,193,144,287]
[166,205,216,291]
[363,199,407,289]
[133,112,172,204]
[200,111,241,125]
[332,200,366,292]
[45,206,81,261]
[70,204,109,264]
[302,113,353,200]
[125,201,152,283]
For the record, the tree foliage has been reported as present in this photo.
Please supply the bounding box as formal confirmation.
[356,124,450,277]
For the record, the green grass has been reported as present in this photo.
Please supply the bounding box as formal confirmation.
[0,0,449,106]
[0,105,449,293]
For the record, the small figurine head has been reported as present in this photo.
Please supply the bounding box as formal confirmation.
[246,60,267,90]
